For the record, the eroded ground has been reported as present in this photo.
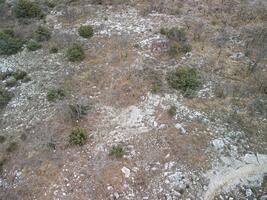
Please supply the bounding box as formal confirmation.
[0,0,267,200]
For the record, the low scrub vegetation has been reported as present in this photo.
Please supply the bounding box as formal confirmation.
[0,30,23,55]
[69,104,90,120]
[161,27,191,57]
[66,43,85,62]
[34,26,51,42]
[26,40,42,51]
[167,67,200,92]
[0,87,13,110]
[14,0,43,18]
[109,145,124,158]
[78,25,94,38]
[49,46,58,54]
[46,88,65,102]
[69,128,87,146]
[168,105,177,117]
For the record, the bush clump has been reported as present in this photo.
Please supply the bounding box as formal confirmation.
[34,26,51,42]
[167,67,200,92]
[14,0,43,18]
[109,145,124,158]
[69,128,87,146]
[26,40,42,51]
[78,25,94,38]
[66,43,85,62]
[46,88,65,101]
[0,87,13,110]
[168,105,176,117]
[0,31,23,55]
[49,46,58,54]
[161,27,191,57]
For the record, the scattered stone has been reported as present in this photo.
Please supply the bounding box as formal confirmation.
[121,167,131,178]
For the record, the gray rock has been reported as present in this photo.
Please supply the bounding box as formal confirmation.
[260,195,267,200]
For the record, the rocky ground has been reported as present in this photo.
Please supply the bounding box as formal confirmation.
[0,0,267,200]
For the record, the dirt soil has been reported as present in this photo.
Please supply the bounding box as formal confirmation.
[0,0,267,200]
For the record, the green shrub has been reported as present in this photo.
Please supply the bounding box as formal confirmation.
[50,46,58,53]
[167,67,200,92]
[27,40,42,51]
[66,43,85,62]
[110,145,124,158]
[78,25,94,38]
[168,105,176,117]
[69,128,87,146]
[14,0,43,18]
[0,87,13,109]
[0,31,23,55]
[69,104,90,120]
[47,88,65,101]
[11,70,27,80]
[34,26,51,42]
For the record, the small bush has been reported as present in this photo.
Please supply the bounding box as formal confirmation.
[11,70,27,80]
[14,0,43,18]
[50,46,58,54]
[0,31,23,55]
[34,26,51,42]
[110,145,124,158]
[27,40,42,51]
[167,67,200,92]
[69,104,90,120]
[47,88,65,102]
[78,25,94,38]
[66,43,85,62]
[168,105,176,117]
[69,128,87,146]
[0,87,13,109]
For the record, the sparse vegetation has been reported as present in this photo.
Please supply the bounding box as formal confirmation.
[167,67,200,92]
[50,46,58,54]
[69,128,87,146]
[27,40,42,51]
[168,105,176,117]
[161,27,191,57]
[0,87,13,110]
[110,145,124,158]
[78,25,94,38]
[46,88,65,102]
[69,104,90,120]
[14,0,43,18]
[66,43,85,62]
[0,31,23,55]
[34,26,51,42]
